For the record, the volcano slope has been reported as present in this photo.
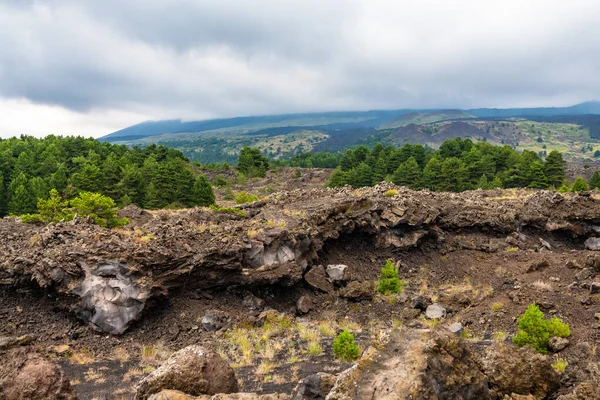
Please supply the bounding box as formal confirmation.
[1,185,600,399]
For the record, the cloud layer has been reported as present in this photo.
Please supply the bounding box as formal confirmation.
[1,0,600,137]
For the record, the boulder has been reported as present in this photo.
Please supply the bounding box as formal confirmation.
[0,348,77,400]
[425,304,447,319]
[556,382,599,400]
[585,237,600,251]
[483,343,560,399]
[448,322,463,335]
[527,259,550,272]
[304,265,333,293]
[242,294,265,311]
[202,310,230,332]
[135,346,239,399]
[75,261,150,335]
[339,281,373,301]
[291,372,336,399]
[410,295,431,311]
[548,337,569,352]
[296,295,313,315]
[325,265,348,282]
[148,391,290,400]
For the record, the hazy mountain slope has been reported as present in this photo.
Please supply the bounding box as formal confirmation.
[378,110,475,129]
[468,101,600,118]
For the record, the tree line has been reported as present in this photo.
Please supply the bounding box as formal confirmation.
[281,138,572,191]
[0,135,215,218]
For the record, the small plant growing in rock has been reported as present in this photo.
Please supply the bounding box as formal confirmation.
[512,303,570,354]
[552,358,568,373]
[333,330,360,360]
[377,259,407,295]
[235,191,259,204]
[384,189,399,197]
[491,302,504,312]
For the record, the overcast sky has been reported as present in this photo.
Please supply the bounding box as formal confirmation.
[1,0,599,138]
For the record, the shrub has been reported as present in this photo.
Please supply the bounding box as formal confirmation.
[384,189,399,197]
[235,191,258,204]
[212,174,230,188]
[571,177,589,192]
[223,188,235,201]
[552,358,568,373]
[333,330,360,360]
[512,303,570,354]
[377,259,407,295]
[71,192,129,228]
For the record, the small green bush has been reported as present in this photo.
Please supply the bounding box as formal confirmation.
[70,192,129,228]
[209,204,246,218]
[333,330,360,360]
[571,177,589,192]
[512,303,570,354]
[377,259,407,295]
[223,188,235,201]
[235,191,258,204]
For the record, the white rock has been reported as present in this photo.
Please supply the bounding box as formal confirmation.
[326,265,348,281]
[425,303,447,319]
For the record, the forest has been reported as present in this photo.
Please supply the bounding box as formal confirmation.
[0,135,214,218]
[284,138,575,192]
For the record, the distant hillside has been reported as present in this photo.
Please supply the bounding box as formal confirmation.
[467,101,600,118]
[378,110,475,130]
[389,121,491,145]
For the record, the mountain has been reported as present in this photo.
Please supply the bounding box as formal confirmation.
[100,102,600,144]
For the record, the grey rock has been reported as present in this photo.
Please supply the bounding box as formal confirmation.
[296,295,313,315]
[242,294,266,311]
[425,303,447,319]
[325,264,348,282]
[448,322,464,335]
[548,337,569,352]
[202,310,229,332]
[339,281,373,301]
[304,265,333,293]
[589,282,600,294]
[291,372,336,399]
[585,237,600,251]
[411,295,431,311]
[75,261,149,335]
[539,238,552,250]
[0,335,34,350]
[576,268,594,282]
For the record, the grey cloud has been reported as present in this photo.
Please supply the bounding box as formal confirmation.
[1,0,600,123]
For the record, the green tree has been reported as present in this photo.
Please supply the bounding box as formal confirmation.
[9,184,34,215]
[70,163,101,193]
[29,176,49,203]
[571,177,589,192]
[512,303,570,354]
[144,182,161,209]
[476,174,490,190]
[353,163,373,188]
[340,150,355,171]
[70,192,129,228]
[439,157,468,192]
[193,175,215,206]
[589,171,600,190]
[49,166,68,192]
[237,147,269,177]
[372,157,388,185]
[36,189,72,223]
[392,157,423,190]
[332,330,360,360]
[377,259,406,295]
[545,151,566,188]
[327,168,347,188]
[423,157,443,190]
[528,162,549,189]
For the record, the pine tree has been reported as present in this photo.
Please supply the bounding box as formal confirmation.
[101,152,122,200]
[29,176,49,203]
[354,163,373,188]
[423,157,443,190]
[340,150,355,171]
[372,157,388,185]
[70,163,101,192]
[392,157,423,190]
[477,174,490,190]
[327,168,347,188]
[192,175,215,206]
[490,175,503,189]
[439,157,468,192]
[9,184,34,215]
[571,177,589,192]
[528,162,549,189]
[589,171,600,190]
[545,150,566,188]
[237,147,269,177]
[0,175,6,217]
[144,182,161,209]
[49,166,68,192]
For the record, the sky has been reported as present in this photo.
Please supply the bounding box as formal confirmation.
[1,0,600,138]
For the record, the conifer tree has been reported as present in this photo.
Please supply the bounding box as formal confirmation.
[340,150,355,171]
[545,150,566,188]
[477,174,490,190]
[372,157,388,185]
[327,168,347,188]
[192,175,215,206]
[9,184,34,215]
[49,166,68,192]
[354,163,373,188]
[392,157,423,190]
[589,171,600,190]
[528,162,550,189]
[29,176,49,203]
[144,182,161,209]
[439,157,468,192]
[423,157,443,190]
[571,177,589,192]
